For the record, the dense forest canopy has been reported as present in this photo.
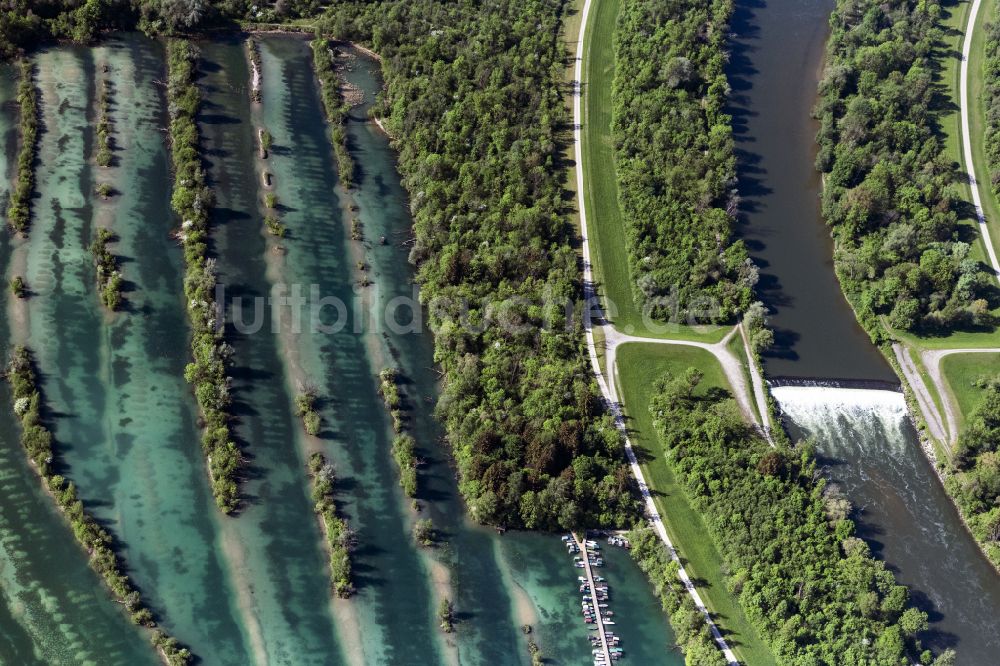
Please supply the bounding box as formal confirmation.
[816,0,995,337]
[612,0,753,322]
[648,369,949,665]
[319,0,641,529]
[984,22,1000,198]
[947,375,1000,566]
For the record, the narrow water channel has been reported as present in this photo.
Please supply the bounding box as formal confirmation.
[22,36,252,664]
[0,46,159,665]
[730,0,1000,662]
[196,36,346,665]
[254,35,444,665]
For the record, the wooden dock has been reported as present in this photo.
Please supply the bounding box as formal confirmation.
[574,533,612,666]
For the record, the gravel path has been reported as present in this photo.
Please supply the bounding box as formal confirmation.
[893,343,950,444]
[923,348,1000,445]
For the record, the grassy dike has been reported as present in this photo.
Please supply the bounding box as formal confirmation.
[575,0,774,662]
[5,347,192,665]
[165,39,243,514]
[616,344,776,666]
[580,0,725,343]
[7,59,37,235]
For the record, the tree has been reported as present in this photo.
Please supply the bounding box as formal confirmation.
[160,0,206,32]
[437,598,454,633]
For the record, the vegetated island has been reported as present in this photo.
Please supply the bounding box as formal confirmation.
[166,38,243,514]
[5,346,194,665]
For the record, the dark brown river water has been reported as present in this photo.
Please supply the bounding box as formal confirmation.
[728,0,896,383]
[730,0,1000,662]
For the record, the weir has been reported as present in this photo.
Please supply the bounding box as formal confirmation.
[730,0,1000,662]
[775,387,1000,661]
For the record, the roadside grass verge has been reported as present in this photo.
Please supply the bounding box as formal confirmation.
[616,342,776,666]
[580,0,724,343]
[941,351,1000,426]
[966,0,1000,262]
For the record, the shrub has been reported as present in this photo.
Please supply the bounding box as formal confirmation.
[264,215,285,237]
[8,59,38,234]
[295,389,322,436]
[437,598,454,633]
[308,453,355,597]
[90,228,122,311]
[414,518,435,546]
[95,77,112,167]
[392,434,418,497]
[167,38,242,513]
[9,275,25,298]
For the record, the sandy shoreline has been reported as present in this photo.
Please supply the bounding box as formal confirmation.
[248,41,369,665]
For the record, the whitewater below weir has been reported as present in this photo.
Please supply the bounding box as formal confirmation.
[774,386,1000,663]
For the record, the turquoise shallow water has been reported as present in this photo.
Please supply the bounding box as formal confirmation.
[257,36,445,665]
[32,35,251,664]
[19,37,252,664]
[2,46,159,665]
[197,36,346,665]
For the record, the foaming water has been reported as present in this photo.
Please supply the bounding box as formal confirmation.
[773,386,1000,663]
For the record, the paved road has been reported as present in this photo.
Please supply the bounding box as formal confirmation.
[572,0,739,662]
[961,0,1000,282]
